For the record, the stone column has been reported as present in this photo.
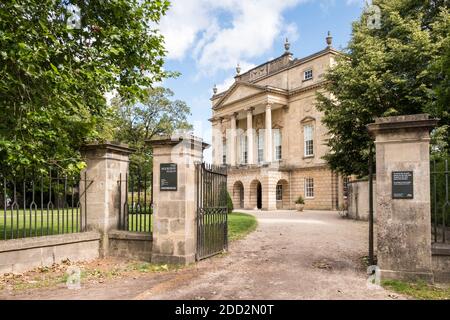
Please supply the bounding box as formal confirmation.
[211,118,222,165]
[229,113,237,167]
[367,114,438,282]
[148,136,207,265]
[262,171,277,210]
[246,108,254,165]
[81,143,134,257]
[265,104,273,163]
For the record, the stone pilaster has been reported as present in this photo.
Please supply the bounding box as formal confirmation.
[147,136,207,265]
[368,114,438,283]
[211,118,222,165]
[81,143,134,257]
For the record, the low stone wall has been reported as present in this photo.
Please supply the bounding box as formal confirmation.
[0,232,100,274]
[432,244,450,283]
[347,179,377,221]
[108,230,152,262]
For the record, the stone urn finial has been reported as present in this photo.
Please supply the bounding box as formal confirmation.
[213,84,217,95]
[326,31,333,48]
[236,63,241,75]
[284,37,290,52]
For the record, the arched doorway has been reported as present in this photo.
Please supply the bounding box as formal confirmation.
[257,182,262,209]
[250,179,262,210]
[232,181,244,209]
[276,179,289,209]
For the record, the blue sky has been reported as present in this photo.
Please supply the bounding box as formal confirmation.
[158,0,367,157]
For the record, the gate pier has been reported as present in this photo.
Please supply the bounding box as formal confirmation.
[148,136,207,265]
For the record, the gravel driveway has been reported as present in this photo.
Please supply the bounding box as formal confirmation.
[1,210,402,300]
[140,210,399,300]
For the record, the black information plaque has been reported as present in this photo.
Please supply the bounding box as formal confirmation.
[392,171,413,199]
[160,163,177,191]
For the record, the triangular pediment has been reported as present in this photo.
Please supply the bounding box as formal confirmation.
[214,81,266,109]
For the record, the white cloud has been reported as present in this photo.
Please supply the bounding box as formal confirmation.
[159,0,304,75]
[159,0,211,60]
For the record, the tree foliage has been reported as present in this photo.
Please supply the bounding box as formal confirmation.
[0,0,170,175]
[110,87,192,170]
[316,0,450,176]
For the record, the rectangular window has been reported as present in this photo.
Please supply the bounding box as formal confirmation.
[304,69,313,81]
[222,140,227,165]
[304,125,314,157]
[276,184,283,201]
[273,129,282,161]
[257,130,264,163]
[240,134,247,164]
[305,178,314,198]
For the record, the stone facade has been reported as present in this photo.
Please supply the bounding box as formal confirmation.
[211,37,345,210]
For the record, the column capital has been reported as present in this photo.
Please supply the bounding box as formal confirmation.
[245,107,255,113]
[265,103,273,110]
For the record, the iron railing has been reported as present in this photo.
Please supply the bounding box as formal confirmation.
[431,155,450,243]
[118,169,153,233]
[0,170,92,240]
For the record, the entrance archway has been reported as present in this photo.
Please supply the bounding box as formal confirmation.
[276,179,289,209]
[257,182,262,209]
[250,179,262,210]
[232,181,244,209]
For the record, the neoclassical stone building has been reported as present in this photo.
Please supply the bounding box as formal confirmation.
[210,34,347,210]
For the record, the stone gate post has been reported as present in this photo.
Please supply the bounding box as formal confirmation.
[148,135,207,265]
[81,142,134,257]
[368,114,438,282]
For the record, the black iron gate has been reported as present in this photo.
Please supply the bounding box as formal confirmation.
[196,162,228,260]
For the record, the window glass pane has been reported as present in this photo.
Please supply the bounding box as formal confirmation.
[304,125,314,156]
[222,140,227,164]
[273,129,282,160]
[304,69,313,80]
[276,184,283,201]
[258,130,264,163]
[240,134,247,164]
[305,178,314,198]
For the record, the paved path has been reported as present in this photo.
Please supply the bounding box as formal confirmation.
[1,210,402,300]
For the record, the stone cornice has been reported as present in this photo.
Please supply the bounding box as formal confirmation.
[146,135,210,150]
[81,142,135,155]
[367,114,439,136]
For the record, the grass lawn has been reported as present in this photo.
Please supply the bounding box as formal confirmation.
[0,209,83,240]
[1,210,254,241]
[228,212,258,241]
[0,209,152,240]
[383,280,450,300]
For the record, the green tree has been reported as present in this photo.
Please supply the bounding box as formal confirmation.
[110,87,192,170]
[0,0,171,176]
[316,0,450,177]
